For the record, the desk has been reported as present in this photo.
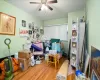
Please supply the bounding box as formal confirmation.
[47,54,60,68]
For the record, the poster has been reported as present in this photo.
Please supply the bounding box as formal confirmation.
[0,12,16,35]
[19,28,28,37]
[91,46,100,79]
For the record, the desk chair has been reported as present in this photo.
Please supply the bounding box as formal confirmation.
[47,54,60,68]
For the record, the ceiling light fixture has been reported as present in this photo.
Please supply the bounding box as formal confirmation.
[30,0,57,11]
[41,4,48,10]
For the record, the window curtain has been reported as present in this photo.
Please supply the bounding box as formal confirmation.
[43,24,68,40]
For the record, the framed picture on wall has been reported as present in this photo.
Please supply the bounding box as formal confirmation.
[0,12,16,35]
[29,23,32,29]
[22,20,26,27]
[91,46,100,79]
[91,70,99,80]
[28,30,32,35]
[40,29,44,34]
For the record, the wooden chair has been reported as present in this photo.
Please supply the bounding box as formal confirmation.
[47,54,60,68]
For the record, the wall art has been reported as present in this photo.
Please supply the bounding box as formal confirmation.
[0,12,16,35]
[22,20,26,27]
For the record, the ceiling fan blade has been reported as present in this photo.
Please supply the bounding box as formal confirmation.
[47,5,53,11]
[47,0,57,4]
[39,8,41,11]
[30,2,41,4]
[38,5,42,11]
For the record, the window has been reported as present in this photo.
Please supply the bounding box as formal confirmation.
[43,24,68,40]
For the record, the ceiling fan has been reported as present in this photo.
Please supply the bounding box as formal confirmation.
[30,0,58,11]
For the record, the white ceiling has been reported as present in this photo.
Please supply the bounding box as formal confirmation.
[5,0,86,20]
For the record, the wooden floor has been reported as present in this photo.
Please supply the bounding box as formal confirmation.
[13,58,66,80]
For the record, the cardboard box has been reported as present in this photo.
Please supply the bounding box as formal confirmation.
[18,50,31,59]
[28,58,31,67]
[18,58,30,71]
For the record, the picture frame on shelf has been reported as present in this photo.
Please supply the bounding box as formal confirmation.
[0,12,16,35]
[72,30,77,36]
[72,42,77,48]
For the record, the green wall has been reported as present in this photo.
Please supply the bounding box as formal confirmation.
[0,1,43,58]
[43,18,68,26]
[68,10,85,42]
[86,0,100,53]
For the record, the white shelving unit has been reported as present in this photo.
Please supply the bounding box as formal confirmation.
[70,19,85,70]
[70,21,79,69]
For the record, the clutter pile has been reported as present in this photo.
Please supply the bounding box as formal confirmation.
[0,58,19,80]
[75,70,86,80]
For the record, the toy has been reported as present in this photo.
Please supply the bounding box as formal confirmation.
[4,38,14,80]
